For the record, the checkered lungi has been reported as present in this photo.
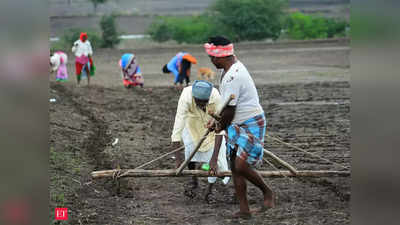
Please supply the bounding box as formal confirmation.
[226,114,266,166]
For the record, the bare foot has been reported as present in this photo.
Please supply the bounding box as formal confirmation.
[232,211,252,219]
[263,193,275,209]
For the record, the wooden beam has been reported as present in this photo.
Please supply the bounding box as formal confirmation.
[263,149,298,175]
[91,169,350,179]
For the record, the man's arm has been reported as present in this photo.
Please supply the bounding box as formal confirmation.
[209,105,236,173]
[71,41,78,53]
[87,41,93,57]
[171,89,190,167]
[209,133,223,175]
[216,105,236,132]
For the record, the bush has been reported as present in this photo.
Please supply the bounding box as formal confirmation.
[50,28,102,52]
[147,17,174,42]
[286,12,349,40]
[100,14,121,48]
[210,0,287,41]
[147,0,287,43]
[147,15,215,44]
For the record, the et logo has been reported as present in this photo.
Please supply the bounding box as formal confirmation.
[55,208,68,220]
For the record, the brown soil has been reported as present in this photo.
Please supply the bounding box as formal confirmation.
[49,41,350,224]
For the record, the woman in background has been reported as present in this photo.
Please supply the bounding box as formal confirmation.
[162,52,197,89]
[72,32,95,86]
[119,53,144,89]
[50,51,68,82]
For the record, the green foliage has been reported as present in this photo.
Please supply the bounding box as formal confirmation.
[286,12,349,40]
[50,28,102,52]
[100,14,121,48]
[147,15,215,44]
[147,0,288,43]
[210,0,287,41]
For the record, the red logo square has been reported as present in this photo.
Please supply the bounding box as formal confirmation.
[55,208,68,220]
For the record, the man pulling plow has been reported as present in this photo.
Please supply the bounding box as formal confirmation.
[204,36,274,218]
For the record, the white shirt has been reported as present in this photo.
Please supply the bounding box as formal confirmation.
[171,86,222,152]
[50,52,68,72]
[219,60,263,124]
[71,40,93,57]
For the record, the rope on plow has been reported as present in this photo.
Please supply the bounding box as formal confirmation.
[266,134,349,170]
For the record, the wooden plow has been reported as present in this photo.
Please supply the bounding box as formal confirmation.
[91,94,350,180]
[91,135,350,179]
[92,169,349,179]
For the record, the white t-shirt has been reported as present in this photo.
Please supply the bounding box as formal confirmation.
[71,40,93,58]
[219,60,263,124]
[50,52,68,72]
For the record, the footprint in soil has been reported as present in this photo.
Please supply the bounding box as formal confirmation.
[184,187,197,199]
[205,192,218,204]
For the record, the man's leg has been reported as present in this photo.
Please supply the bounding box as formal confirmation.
[185,75,190,86]
[204,180,215,202]
[184,161,198,198]
[75,62,81,85]
[87,67,91,86]
[233,170,251,215]
[230,147,251,218]
[188,162,198,188]
[235,156,275,209]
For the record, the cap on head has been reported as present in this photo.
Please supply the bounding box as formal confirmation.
[192,80,213,100]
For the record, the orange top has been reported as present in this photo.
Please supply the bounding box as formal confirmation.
[182,54,197,64]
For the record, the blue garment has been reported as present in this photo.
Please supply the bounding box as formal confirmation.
[227,114,266,166]
[167,52,186,83]
[121,53,135,70]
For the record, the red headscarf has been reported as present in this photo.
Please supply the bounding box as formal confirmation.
[204,43,234,57]
[80,32,88,42]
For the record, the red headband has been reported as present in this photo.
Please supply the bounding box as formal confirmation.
[80,32,88,42]
[204,43,234,57]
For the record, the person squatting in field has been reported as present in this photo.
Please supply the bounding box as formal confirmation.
[119,53,144,89]
[50,51,68,82]
[205,36,275,219]
[162,52,197,89]
[171,80,230,199]
[72,32,95,86]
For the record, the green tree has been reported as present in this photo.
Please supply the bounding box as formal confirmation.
[100,14,121,48]
[89,0,108,14]
[210,0,288,41]
[285,12,348,40]
[147,0,288,43]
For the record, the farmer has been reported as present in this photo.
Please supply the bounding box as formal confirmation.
[119,53,144,89]
[162,52,197,88]
[171,80,230,198]
[50,51,68,82]
[205,36,275,218]
[72,32,95,86]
